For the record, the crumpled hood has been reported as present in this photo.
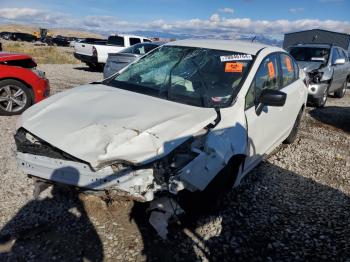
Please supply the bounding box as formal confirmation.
[20,84,217,168]
[297,61,324,72]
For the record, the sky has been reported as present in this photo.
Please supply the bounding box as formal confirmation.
[0,0,349,39]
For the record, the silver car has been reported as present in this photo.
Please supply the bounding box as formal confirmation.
[103,42,164,78]
[289,44,350,107]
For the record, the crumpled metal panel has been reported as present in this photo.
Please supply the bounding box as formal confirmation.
[179,103,248,191]
[19,84,217,169]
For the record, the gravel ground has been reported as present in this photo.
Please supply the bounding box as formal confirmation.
[0,64,349,261]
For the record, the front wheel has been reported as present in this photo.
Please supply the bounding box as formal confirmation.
[0,79,32,115]
[314,86,328,108]
[283,107,303,144]
[178,156,244,214]
[334,80,347,98]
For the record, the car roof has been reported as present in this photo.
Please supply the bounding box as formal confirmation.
[290,43,332,49]
[166,39,275,55]
[133,41,165,46]
[0,52,33,62]
[109,34,150,39]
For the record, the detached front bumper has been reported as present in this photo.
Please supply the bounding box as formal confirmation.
[16,152,156,201]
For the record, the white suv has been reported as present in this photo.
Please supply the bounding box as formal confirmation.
[16,40,307,208]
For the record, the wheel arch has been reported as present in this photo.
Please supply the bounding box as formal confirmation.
[0,77,35,104]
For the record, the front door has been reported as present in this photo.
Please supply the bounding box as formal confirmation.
[244,53,300,171]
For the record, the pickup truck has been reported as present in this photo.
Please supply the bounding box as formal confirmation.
[74,35,151,70]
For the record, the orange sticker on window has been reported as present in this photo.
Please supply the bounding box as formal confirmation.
[285,57,293,72]
[225,62,243,73]
[267,62,275,78]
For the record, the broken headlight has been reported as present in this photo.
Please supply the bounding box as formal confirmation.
[309,71,324,84]
[153,134,207,188]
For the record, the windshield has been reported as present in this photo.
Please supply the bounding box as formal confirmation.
[105,46,254,107]
[289,47,330,63]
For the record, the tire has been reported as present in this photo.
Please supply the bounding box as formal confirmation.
[178,156,244,215]
[314,85,328,108]
[0,79,32,116]
[334,80,347,98]
[283,107,303,144]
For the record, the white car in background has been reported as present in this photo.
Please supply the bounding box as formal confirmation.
[74,34,151,70]
[15,40,307,235]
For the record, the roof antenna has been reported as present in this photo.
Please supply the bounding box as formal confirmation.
[251,36,256,42]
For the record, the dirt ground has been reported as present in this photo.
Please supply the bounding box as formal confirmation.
[0,64,349,261]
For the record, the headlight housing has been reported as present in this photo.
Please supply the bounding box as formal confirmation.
[31,68,46,79]
[309,70,324,84]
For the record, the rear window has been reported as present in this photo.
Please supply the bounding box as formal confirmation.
[108,36,125,46]
[129,38,141,46]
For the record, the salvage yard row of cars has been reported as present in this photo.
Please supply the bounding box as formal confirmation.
[1,35,350,237]
[0,31,75,47]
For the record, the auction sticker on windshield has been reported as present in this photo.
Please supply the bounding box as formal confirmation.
[225,62,243,73]
[220,54,252,62]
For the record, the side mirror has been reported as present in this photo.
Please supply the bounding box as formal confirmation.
[256,89,287,116]
[334,58,345,65]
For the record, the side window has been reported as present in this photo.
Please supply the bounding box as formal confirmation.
[245,54,280,109]
[134,45,146,55]
[336,48,344,60]
[144,44,157,53]
[331,48,340,65]
[143,39,151,43]
[293,59,299,78]
[280,53,296,87]
[129,37,141,46]
[342,50,349,62]
[338,48,348,62]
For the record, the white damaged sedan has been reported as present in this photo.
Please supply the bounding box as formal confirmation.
[15,40,307,210]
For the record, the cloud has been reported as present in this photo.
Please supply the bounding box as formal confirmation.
[218,8,234,14]
[0,8,43,19]
[0,8,349,39]
[0,7,70,25]
[289,8,305,13]
[209,13,221,22]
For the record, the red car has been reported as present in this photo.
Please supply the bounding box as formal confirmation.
[0,52,49,115]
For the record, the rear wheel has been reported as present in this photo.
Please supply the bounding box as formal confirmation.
[0,79,32,115]
[334,80,347,98]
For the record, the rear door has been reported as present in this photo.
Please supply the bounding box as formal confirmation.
[278,53,303,132]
